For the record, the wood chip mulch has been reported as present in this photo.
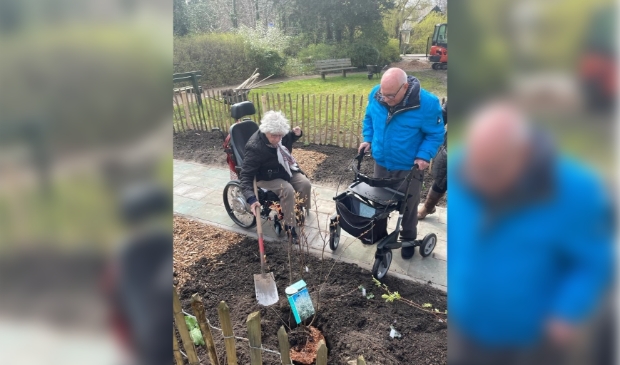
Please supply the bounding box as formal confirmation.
[292,149,327,178]
[173,215,243,288]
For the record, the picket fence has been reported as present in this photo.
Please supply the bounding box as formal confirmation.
[173,288,367,365]
[173,88,367,149]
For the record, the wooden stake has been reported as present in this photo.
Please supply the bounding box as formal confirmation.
[316,339,328,365]
[300,95,305,144]
[191,294,220,365]
[343,94,349,148]
[173,288,199,365]
[331,93,335,145]
[318,95,323,144]
[218,301,238,365]
[313,95,317,144]
[324,95,329,145]
[173,327,184,365]
[247,311,262,365]
[336,95,342,147]
[277,93,282,111]
[277,326,292,365]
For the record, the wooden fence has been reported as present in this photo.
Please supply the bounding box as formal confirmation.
[173,288,367,365]
[173,88,366,149]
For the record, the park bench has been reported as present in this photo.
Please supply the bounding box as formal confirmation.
[314,58,357,79]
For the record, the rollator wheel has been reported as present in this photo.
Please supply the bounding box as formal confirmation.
[419,233,437,257]
[372,250,392,280]
[329,221,341,251]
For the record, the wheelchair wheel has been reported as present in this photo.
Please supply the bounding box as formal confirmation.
[419,233,437,257]
[223,181,256,228]
[372,250,392,280]
[329,221,341,251]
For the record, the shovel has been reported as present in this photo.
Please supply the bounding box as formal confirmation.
[252,178,279,306]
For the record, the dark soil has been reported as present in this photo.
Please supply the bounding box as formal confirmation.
[173,130,446,207]
[173,130,228,168]
[176,221,447,365]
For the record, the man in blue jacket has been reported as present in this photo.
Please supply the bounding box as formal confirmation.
[358,67,445,258]
[449,101,613,364]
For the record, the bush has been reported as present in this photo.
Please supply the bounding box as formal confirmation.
[174,31,288,86]
[297,43,340,61]
[174,33,255,87]
[283,57,315,77]
[247,49,286,77]
[380,39,401,65]
[349,42,380,67]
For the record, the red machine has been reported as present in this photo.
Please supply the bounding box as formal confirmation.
[428,23,447,70]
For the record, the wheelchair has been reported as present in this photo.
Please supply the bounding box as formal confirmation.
[222,101,286,236]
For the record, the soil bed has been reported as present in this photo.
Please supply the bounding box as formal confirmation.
[173,131,446,207]
[174,216,447,365]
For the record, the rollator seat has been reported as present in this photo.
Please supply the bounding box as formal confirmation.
[349,182,405,207]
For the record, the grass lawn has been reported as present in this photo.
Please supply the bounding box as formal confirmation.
[253,70,447,99]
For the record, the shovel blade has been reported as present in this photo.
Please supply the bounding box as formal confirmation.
[253,272,279,306]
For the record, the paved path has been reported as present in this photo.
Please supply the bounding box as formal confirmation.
[174,159,447,291]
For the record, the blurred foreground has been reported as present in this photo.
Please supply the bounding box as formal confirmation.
[448,0,616,364]
[0,0,172,364]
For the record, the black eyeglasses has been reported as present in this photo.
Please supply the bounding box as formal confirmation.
[381,82,405,100]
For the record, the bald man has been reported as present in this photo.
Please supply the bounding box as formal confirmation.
[358,68,445,257]
[449,101,613,365]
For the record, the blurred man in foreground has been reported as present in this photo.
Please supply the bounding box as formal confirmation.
[448,101,614,365]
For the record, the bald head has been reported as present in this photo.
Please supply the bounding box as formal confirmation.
[380,68,408,106]
[464,101,533,197]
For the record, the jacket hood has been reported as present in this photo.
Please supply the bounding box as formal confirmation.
[375,75,421,110]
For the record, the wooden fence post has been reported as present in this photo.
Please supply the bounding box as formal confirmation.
[316,339,327,365]
[330,93,335,145]
[313,95,317,144]
[174,92,189,132]
[357,355,366,365]
[191,294,220,365]
[343,94,349,148]
[301,94,308,144]
[317,95,323,144]
[277,326,292,365]
[261,95,268,114]
[336,95,342,147]
[218,301,238,365]
[247,311,262,365]
[323,95,329,144]
[173,288,200,365]
[173,327,184,365]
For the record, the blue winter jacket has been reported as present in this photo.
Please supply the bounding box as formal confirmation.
[362,76,445,171]
[449,144,614,347]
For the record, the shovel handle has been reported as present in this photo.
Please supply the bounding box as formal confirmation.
[253,178,266,271]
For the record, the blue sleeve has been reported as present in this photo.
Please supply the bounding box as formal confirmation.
[551,173,613,323]
[362,88,377,143]
[415,96,445,162]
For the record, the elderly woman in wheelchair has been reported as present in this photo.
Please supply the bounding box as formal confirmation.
[223,102,310,243]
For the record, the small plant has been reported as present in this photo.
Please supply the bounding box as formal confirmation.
[184,315,205,346]
[381,292,401,303]
[372,276,447,322]
[366,293,375,299]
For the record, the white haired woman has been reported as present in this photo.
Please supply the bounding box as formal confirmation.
[239,111,311,242]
